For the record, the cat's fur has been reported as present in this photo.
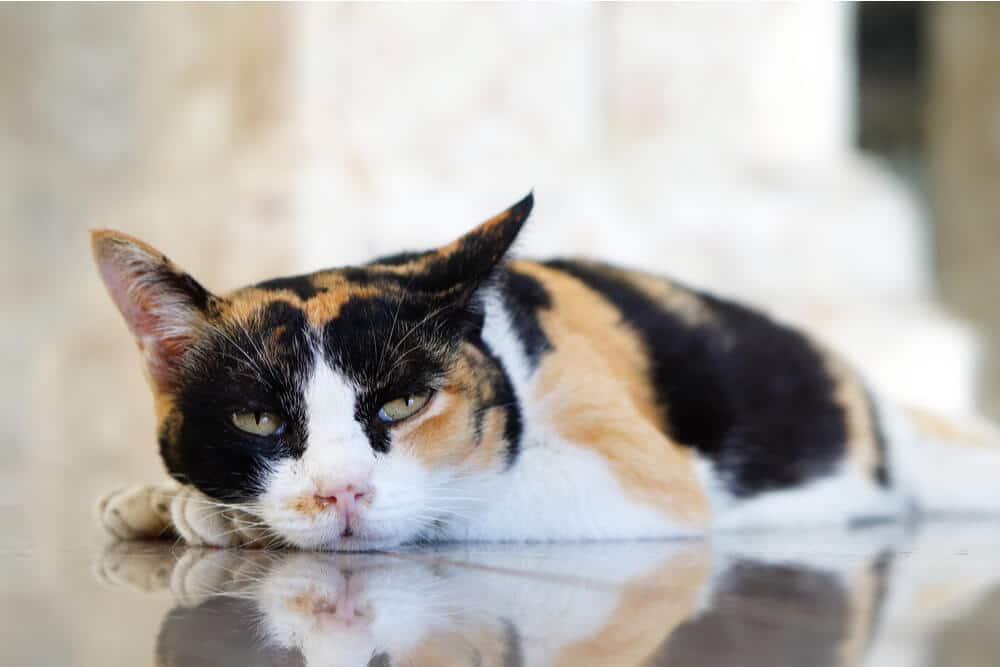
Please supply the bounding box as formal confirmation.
[93,194,1000,550]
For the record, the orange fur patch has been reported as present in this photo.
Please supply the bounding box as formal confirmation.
[286,495,328,517]
[515,262,710,528]
[395,344,510,474]
[824,351,884,481]
[906,407,1000,449]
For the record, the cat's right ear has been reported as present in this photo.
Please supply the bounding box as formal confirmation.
[91,230,218,391]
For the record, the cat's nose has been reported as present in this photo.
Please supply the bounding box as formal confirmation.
[314,483,372,512]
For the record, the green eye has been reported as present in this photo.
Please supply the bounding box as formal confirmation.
[231,410,285,436]
[377,393,430,423]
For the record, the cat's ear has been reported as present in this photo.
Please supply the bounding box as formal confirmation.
[415,192,534,300]
[91,230,218,390]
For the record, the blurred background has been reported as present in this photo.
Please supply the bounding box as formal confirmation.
[3,2,1000,661]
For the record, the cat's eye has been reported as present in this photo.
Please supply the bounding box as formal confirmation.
[231,410,285,436]
[377,393,430,424]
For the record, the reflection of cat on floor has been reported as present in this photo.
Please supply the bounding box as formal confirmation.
[94,526,1000,667]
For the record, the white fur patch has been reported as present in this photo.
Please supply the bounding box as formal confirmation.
[443,436,696,542]
[302,361,374,484]
[257,359,475,550]
[480,286,533,399]
[883,399,1000,515]
[452,291,698,542]
[697,457,905,531]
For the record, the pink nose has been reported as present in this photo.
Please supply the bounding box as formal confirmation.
[314,483,372,513]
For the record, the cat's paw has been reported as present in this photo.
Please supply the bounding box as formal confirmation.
[98,484,177,541]
[170,486,274,548]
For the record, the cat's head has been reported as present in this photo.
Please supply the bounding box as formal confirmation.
[92,194,533,550]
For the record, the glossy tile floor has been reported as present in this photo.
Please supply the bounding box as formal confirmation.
[6,522,1000,666]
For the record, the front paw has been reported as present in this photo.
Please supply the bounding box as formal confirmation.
[170,486,274,548]
[98,484,177,541]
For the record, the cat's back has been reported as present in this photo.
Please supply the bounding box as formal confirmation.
[490,258,891,501]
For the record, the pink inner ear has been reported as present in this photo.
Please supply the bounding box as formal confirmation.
[98,255,195,390]
[100,261,156,337]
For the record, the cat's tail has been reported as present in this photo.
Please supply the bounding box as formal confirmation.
[888,404,1000,515]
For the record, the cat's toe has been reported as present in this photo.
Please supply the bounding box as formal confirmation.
[98,485,175,541]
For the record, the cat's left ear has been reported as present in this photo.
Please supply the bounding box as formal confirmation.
[91,230,219,391]
[413,192,534,300]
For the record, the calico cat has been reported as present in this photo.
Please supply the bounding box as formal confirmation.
[93,193,1000,550]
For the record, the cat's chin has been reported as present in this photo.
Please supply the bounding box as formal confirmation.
[277,527,409,552]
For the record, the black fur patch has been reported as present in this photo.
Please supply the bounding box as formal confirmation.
[345,193,534,298]
[164,269,213,312]
[321,293,461,454]
[495,266,553,367]
[255,274,328,300]
[160,301,315,502]
[492,360,523,468]
[469,338,524,468]
[866,387,892,487]
[545,260,848,498]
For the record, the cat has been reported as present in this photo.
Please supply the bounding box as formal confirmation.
[92,193,1000,551]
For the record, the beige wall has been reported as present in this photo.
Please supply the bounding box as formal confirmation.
[929,4,1000,420]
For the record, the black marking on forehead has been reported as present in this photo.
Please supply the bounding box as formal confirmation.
[323,293,461,386]
[159,300,316,502]
[255,274,328,300]
[322,293,460,454]
[545,259,847,498]
[496,266,553,367]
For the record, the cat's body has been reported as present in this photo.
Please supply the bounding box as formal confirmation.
[93,194,1000,550]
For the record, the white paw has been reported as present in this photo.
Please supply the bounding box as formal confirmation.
[170,486,273,548]
[97,484,177,541]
